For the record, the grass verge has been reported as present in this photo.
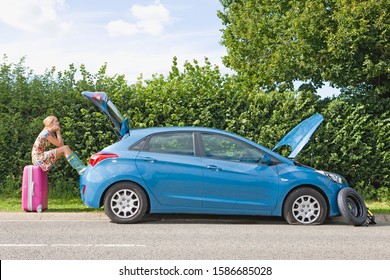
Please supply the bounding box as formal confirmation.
[0,197,388,214]
[0,197,103,212]
[366,200,390,214]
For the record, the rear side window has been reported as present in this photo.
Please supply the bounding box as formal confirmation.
[144,132,195,156]
[129,139,146,151]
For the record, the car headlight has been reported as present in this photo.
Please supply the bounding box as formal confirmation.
[316,170,347,184]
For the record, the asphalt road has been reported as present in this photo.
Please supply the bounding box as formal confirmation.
[0,212,389,260]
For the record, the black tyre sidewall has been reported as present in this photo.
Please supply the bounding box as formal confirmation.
[283,188,328,225]
[337,188,367,226]
[104,182,148,224]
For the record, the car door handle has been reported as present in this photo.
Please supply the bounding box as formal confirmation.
[138,157,157,163]
[206,165,222,171]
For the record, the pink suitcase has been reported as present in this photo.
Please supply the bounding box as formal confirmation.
[22,165,48,212]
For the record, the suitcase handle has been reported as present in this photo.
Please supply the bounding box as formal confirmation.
[27,166,35,211]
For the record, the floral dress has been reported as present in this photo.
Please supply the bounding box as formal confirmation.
[31,130,57,172]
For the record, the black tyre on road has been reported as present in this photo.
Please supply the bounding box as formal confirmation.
[283,187,328,225]
[337,187,367,226]
[104,182,148,224]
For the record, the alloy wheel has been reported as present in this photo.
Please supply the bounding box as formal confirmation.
[292,195,321,224]
[110,189,140,219]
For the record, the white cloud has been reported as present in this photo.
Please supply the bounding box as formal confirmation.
[106,20,139,37]
[0,0,71,34]
[106,1,172,37]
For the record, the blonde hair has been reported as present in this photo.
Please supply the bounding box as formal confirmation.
[43,116,56,127]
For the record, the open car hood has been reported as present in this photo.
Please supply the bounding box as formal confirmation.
[273,114,323,159]
[81,91,129,137]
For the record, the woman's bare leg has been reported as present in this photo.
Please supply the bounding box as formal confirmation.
[55,145,72,159]
[54,145,86,175]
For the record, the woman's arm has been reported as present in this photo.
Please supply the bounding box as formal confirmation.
[55,129,65,146]
[47,129,64,147]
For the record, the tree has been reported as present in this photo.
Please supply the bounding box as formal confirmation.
[218,0,389,96]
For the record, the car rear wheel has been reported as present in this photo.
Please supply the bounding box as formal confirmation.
[283,188,328,225]
[104,182,148,224]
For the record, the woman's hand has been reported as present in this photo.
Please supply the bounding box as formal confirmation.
[49,125,64,147]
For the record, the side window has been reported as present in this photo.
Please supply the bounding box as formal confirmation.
[145,132,195,156]
[201,133,264,164]
[129,139,146,151]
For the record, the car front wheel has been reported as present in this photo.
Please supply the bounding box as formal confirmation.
[104,182,148,224]
[283,188,328,225]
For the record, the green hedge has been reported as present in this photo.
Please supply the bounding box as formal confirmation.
[0,57,389,201]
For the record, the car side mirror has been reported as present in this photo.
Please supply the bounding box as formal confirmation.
[261,154,272,166]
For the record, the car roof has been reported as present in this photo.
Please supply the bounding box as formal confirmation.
[130,126,230,137]
[129,126,262,144]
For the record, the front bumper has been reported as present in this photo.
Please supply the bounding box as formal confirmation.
[328,184,349,217]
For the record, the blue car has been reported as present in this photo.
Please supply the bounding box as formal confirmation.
[80,91,368,225]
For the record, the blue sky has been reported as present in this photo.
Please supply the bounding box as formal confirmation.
[0,0,227,81]
[0,0,337,97]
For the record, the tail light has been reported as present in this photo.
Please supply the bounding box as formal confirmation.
[92,93,103,104]
[89,153,118,167]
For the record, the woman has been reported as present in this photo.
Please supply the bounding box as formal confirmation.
[32,116,86,175]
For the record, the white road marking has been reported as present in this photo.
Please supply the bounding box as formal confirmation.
[0,244,146,247]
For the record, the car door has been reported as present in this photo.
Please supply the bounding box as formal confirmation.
[135,131,204,208]
[200,132,279,211]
